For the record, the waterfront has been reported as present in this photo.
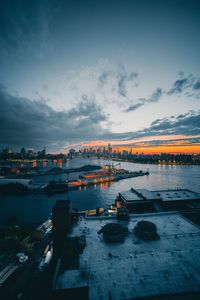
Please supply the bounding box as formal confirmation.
[0,158,199,225]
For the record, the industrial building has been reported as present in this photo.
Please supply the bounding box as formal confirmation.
[117,188,200,212]
[52,212,200,300]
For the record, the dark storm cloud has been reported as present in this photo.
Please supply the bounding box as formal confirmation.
[0,85,107,150]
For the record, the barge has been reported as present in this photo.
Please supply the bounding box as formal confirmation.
[67,168,149,189]
[43,166,149,194]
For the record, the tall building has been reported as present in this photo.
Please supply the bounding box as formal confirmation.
[2,148,12,157]
[108,143,112,155]
[37,147,46,158]
[52,200,71,257]
[42,146,46,156]
[20,147,26,158]
[69,148,76,158]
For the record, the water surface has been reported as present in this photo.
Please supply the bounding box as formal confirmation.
[0,158,199,225]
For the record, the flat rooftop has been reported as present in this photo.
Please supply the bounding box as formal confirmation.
[56,212,200,300]
[153,189,200,202]
[119,188,200,203]
[119,190,145,202]
[135,189,162,201]
[119,189,162,203]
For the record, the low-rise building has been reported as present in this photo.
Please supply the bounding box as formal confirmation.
[117,188,200,212]
[52,212,200,300]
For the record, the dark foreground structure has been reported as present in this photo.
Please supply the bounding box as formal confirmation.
[1,194,200,300]
[51,206,200,300]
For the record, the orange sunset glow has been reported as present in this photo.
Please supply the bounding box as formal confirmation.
[112,144,200,154]
[82,134,200,154]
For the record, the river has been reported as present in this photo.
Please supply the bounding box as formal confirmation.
[0,157,199,225]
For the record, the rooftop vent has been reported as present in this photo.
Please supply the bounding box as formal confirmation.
[134,220,160,241]
[98,223,127,243]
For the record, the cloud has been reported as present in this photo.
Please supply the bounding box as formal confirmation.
[125,102,145,112]
[1,82,198,152]
[97,63,138,99]
[113,137,199,148]
[0,85,108,150]
[150,88,162,102]
[98,71,110,85]
[125,88,162,112]
[167,74,200,97]
[66,61,139,111]
[84,134,200,151]
[117,65,138,97]
[168,78,190,95]
[145,111,200,137]
[101,110,200,142]
[124,71,200,114]
[193,81,200,90]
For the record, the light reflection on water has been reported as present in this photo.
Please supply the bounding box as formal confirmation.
[0,157,199,225]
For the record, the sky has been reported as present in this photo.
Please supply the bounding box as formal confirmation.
[0,0,200,153]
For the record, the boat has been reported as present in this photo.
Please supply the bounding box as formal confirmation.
[42,166,149,194]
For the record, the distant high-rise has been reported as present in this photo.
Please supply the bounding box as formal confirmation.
[2,148,12,156]
[42,146,46,156]
[69,148,76,158]
[108,143,112,155]
[20,147,26,158]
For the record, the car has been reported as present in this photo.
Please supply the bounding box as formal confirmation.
[16,253,28,264]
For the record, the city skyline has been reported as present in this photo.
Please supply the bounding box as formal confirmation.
[0,0,200,153]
